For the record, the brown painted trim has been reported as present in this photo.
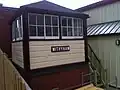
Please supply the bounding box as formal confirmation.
[21,7,89,19]
[83,19,88,62]
[29,38,84,41]
[10,8,25,25]
[59,16,62,39]
[12,40,23,43]
[10,22,12,58]
[23,11,30,71]
[22,11,31,86]
[31,62,88,76]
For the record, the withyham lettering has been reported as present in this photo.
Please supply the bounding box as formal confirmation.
[51,46,70,52]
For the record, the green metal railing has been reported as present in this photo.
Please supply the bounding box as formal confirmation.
[88,44,108,88]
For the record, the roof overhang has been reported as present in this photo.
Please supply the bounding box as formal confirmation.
[87,20,120,36]
[76,0,119,12]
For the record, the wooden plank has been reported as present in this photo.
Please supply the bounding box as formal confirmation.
[75,84,104,90]
[0,49,31,90]
[30,40,85,69]
[0,52,5,90]
[12,42,24,68]
[31,57,85,69]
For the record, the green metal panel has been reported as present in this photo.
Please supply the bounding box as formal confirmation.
[84,1,120,25]
[88,35,120,87]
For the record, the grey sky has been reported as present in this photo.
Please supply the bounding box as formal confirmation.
[0,0,102,9]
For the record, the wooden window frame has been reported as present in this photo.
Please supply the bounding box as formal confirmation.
[12,15,23,41]
[28,13,59,39]
[61,16,83,39]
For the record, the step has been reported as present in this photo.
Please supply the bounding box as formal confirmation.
[96,83,104,87]
[75,84,104,90]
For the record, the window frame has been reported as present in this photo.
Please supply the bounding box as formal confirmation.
[12,15,23,41]
[61,16,83,39]
[28,13,59,39]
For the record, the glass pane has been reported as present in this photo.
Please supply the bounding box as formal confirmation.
[78,28,83,36]
[17,17,22,37]
[68,28,72,36]
[18,17,21,27]
[53,27,58,36]
[19,17,22,37]
[62,27,67,36]
[62,17,67,26]
[29,14,36,25]
[45,16,51,25]
[38,26,44,36]
[68,18,72,26]
[46,27,52,36]
[17,19,20,29]
[74,28,77,36]
[78,19,82,28]
[29,26,36,36]
[74,19,77,27]
[37,15,44,25]
[52,16,58,26]
[16,28,19,38]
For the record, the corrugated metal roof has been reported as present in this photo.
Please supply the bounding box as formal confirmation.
[87,21,120,36]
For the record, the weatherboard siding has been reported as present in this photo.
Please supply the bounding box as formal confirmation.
[88,35,120,86]
[84,1,120,25]
[29,40,85,69]
[12,42,24,68]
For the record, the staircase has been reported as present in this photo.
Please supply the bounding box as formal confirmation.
[88,44,108,88]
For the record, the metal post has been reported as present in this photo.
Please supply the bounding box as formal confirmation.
[115,76,118,90]
[81,72,84,86]
[94,70,97,86]
[105,69,108,89]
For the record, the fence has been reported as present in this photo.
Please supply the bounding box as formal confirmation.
[0,49,31,90]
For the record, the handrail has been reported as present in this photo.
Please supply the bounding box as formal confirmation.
[88,44,108,87]
[88,44,101,63]
[88,44,105,71]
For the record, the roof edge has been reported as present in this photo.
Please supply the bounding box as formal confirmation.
[76,0,119,12]
[0,6,18,12]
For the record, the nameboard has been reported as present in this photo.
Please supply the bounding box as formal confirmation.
[51,46,70,52]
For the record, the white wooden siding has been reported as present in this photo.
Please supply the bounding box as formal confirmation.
[12,42,24,68]
[29,40,85,69]
[84,1,120,25]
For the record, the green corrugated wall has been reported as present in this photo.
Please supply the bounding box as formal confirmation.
[88,35,120,87]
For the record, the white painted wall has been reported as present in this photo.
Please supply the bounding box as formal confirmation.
[12,42,24,68]
[29,40,85,69]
